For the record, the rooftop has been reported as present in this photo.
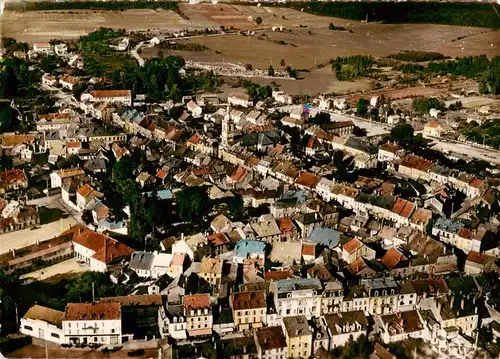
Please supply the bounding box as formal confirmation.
[232,291,266,311]
[64,302,121,321]
[283,316,311,337]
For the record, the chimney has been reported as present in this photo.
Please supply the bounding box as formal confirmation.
[11,249,16,257]
[461,298,465,311]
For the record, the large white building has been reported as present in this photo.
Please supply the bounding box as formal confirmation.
[272,278,322,320]
[20,305,65,345]
[81,90,132,106]
[62,302,122,345]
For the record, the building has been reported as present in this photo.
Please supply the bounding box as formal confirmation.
[50,168,85,189]
[183,294,213,337]
[76,184,103,211]
[199,257,223,286]
[254,326,288,359]
[272,278,322,319]
[70,225,134,272]
[20,305,65,345]
[373,310,427,344]
[62,302,122,345]
[129,251,176,278]
[231,291,267,330]
[282,316,312,359]
[0,169,28,192]
[398,155,434,181]
[228,92,253,108]
[233,240,266,264]
[322,310,368,349]
[321,281,344,314]
[59,74,80,91]
[81,90,132,106]
[342,238,376,264]
[362,278,399,315]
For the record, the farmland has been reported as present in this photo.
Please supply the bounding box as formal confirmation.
[1,4,498,95]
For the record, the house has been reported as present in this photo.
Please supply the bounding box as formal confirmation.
[233,240,266,264]
[42,72,58,86]
[70,225,134,272]
[158,304,187,341]
[186,100,203,118]
[59,74,80,91]
[33,42,53,54]
[183,294,213,337]
[129,251,175,278]
[135,172,155,188]
[322,310,368,349]
[199,257,222,286]
[270,242,302,266]
[254,326,288,359]
[54,43,68,56]
[373,310,426,344]
[342,238,376,264]
[272,278,322,319]
[228,92,253,108]
[398,154,434,181]
[424,120,449,138]
[282,316,312,359]
[20,305,65,345]
[398,278,449,312]
[272,91,293,105]
[50,168,85,189]
[231,291,267,330]
[362,277,399,315]
[211,213,232,233]
[321,281,344,315]
[62,302,122,345]
[81,90,132,106]
[0,169,28,192]
[76,184,103,211]
[464,251,497,275]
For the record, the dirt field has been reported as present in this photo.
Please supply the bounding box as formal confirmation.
[6,344,158,358]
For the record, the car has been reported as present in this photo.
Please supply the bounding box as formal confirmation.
[89,343,99,349]
[128,349,145,357]
[102,346,121,353]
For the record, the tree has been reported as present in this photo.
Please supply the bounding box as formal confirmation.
[112,155,135,184]
[310,112,331,125]
[329,22,336,30]
[356,98,369,116]
[0,271,21,334]
[268,65,275,77]
[245,63,253,71]
[353,126,367,137]
[255,16,263,25]
[0,107,19,133]
[226,195,244,221]
[81,210,94,225]
[390,123,415,143]
[280,58,286,66]
[176,187,210,222]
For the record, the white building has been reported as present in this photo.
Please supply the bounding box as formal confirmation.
[81,90,132,106]
[129,251,175,278]
[62,302,122,345]
[322,311,368,350]
[50,168,85,188]
[20,305,65,345]
[272,278,322,319]
[228,92,253,108]
[183,294,213,337]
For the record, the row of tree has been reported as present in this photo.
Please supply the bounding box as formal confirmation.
[399,56,500,95]
[23,0,179,11]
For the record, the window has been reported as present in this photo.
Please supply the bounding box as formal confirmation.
[51,333,60,338]
[111,329,115,334]
[24,325,33,331]
[94,337,98,342]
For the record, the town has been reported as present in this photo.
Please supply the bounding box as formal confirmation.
[0,1,499,359]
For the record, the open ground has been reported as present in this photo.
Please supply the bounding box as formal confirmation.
[1,4,498,95]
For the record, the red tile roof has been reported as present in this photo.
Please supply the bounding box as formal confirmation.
[232,291,266,311]
[380,142,399,154]
[400,154,433,171]
[100,294,162,307]
[230,166,248,182]
[343,238,363,254]
[90,90,131,98]
[391,198,415,218]
[466,251,493,265]
[76,184,94,198]
[0,169,27,186]
[187,133,200,144]
[264,270,293,281]
[458,227,473,239]
[302,243,315,257]
[295,171,319,188]
[156,169,169,180]
[278,218,294,232]
[183,294,210,311]
[208,232,229,246]
[64,302,121,321]
[380,247,407,270]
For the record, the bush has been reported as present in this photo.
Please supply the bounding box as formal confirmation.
[356,98,369,116]
[268,65,275,76]
[332,55,374,81]
[255,16,263,25]
[280,59,286,66]
[245,63,253,71]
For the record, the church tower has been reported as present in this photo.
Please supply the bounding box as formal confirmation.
[221,105,231,148]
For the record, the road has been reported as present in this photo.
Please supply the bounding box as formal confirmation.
[40,83,80,108]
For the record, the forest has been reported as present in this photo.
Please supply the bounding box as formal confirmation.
[282,2,500,28]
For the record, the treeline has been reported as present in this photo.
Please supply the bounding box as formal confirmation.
[330,55,373,81]
[19,1,179,11]
[389,51,446,63]
[160,41,209,52]
[280,2,500,28]
[400,55,500,94]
